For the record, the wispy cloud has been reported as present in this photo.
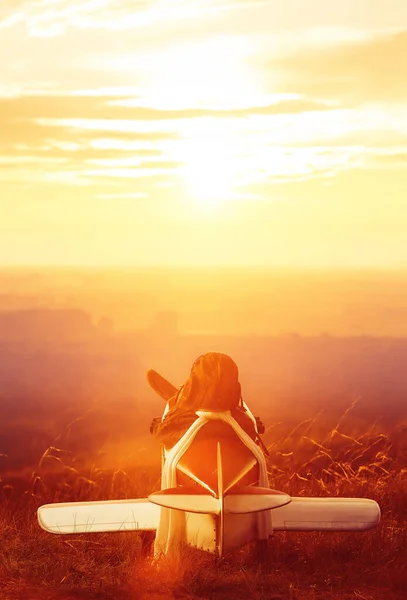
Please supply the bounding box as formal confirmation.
[0,0,274,35]
[97,191,148,199]
[0,93,338,120]
[273,29,407,103]
[371,152,407,166]
[0,0,227,35]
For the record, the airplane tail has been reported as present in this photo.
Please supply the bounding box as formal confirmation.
[148,485,291,515]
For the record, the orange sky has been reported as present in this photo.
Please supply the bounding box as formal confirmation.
[1,0,407,267]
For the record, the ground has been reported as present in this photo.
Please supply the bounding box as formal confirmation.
[0,407,406,600]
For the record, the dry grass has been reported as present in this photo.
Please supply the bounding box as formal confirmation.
[0,402,406,600]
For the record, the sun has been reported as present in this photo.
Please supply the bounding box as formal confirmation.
[184,141,235,209]
[180,124,242,211]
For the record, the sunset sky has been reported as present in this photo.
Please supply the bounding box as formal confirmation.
[1,0,407,267]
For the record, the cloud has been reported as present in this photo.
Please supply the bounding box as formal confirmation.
[0,0,221,36]
[371,152,407,166]
[0,93,336,122]
[1,90,407,190]
[0,94,181,150]
[0,92,342,167]
[97,191,148,199]
[271,29,407,103]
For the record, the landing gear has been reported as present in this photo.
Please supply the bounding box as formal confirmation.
[140,531,155,557]
[253,538,269,564]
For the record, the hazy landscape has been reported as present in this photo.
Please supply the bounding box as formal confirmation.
[0,267,406,599]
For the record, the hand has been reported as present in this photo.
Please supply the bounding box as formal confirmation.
[255,416,265,435]
[150,416,162,434]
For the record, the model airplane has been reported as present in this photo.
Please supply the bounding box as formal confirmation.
[37,370,381,558]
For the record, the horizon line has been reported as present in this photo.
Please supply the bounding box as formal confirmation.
[1,263,407,272]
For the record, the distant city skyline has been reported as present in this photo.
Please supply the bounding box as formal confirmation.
[1,266,407,337]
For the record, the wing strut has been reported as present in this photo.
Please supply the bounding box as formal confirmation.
[217,442,224,558]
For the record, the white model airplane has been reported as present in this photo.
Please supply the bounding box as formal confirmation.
[37,370,381,558]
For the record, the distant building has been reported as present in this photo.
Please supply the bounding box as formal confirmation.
[96,316,114,337]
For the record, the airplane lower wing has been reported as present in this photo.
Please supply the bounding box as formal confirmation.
[37,499,160,534]
[271,497,380,531]
[38,495,380,535]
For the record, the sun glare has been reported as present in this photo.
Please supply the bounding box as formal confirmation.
[184,141,234,209]
[181,125,241,211]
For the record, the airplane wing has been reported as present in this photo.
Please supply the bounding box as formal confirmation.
[271,497,380,531]
[37,498,160,534]
[37,495,380,535]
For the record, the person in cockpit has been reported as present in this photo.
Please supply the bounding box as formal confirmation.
[150,352,265,450]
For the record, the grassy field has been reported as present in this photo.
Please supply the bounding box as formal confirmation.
[0,403,406,600]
